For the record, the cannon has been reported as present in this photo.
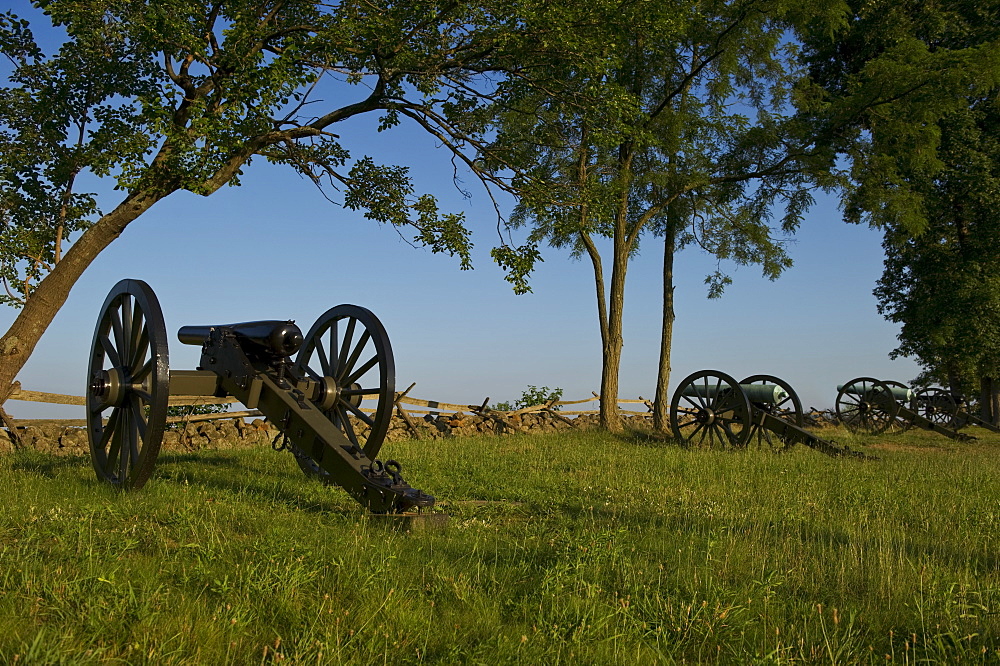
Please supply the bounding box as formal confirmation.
[834,377,974,442]
[910,387,1000,434]
[85,279,433,514]
[669,370,869,459]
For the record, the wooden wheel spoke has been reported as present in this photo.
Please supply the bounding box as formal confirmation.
[681,394,701,410]
[132,387,154,404]
[313,336,330,376]
[130,395,148,441]
[99,407,122,452]
[119,417,137,481]
[129,324,150,375]
[129,424,140,475]
[342,330,372,381]
[100,332,123,370]
[121,408,134,476]
[132,358,153,385]
[716,410,743,424]
[128,297,144,360]
[110,408,127,475]
[718,421,739,443]
[340,399,375,428]
[327,321,338,377]
[709,378,725,409]
[338,406,361,447]
[341,387,381,397]
[695,381,712,409]
[337,317,357,378]
[120,298,133,361]
[344,353,379,387]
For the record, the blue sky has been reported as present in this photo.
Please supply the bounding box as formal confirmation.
[1,3,922,419]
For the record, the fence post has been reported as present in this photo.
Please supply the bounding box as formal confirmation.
[394,382,422,440]
[0,381,22,448]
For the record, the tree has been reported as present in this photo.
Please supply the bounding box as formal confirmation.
[485,0,835,432]
[797,0,1000,233]
[875,97,1000,422]
[800,0,1000,421]
[0,0,543,402]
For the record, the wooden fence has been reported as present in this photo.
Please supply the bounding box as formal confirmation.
[0,380,653,433]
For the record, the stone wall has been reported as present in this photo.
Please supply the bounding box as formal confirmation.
[0,410,640,455]
[0,419,279,456]
[0,407,839,456]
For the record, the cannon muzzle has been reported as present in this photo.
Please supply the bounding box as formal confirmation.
[178,320,304,357]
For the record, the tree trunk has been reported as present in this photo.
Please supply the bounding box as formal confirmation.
[0,188,173,397]
[652,216,678,431]
[945,361,964,399]
[583,235,624,432]
[598,164,635,432]
[599,243,627,432]
[980,376,1000,426]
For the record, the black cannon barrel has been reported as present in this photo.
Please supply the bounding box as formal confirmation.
[178,320,304,357]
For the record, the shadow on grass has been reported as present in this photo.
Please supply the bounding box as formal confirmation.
[153,454,362,518]
[156,451,247,468]
[607,426,679,448]
[8,451,89,478]
[0,445,355,518]
[549,497,1000,577]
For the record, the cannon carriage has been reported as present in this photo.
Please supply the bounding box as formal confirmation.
[85,279,433,514]
[907,387,1000,434]
[834,378,977,441]
[669,370,869,459]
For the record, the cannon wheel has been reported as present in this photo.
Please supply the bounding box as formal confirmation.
[882,380,912,434]
[86,279,169,489]
[913,387,959,427]
[739,374,803,452]
[293,304,395,479]
[835,377,898,435]
[670,370,752,448]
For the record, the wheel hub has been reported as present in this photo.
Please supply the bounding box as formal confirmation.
[315,376,339,411]
[696,409,715,425]
[345,382,362,408]
[314,377,364,411]
[90,368,124,407]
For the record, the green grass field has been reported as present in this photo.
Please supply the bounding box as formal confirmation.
[1,426,998,664]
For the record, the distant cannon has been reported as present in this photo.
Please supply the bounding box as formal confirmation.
[85,279,433,514]
[670,370,870,459]
[834,378,975,442]
[910,387,1000,434]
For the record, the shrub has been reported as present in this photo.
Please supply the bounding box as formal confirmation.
[492,385,564,412]
[165,403,229,430]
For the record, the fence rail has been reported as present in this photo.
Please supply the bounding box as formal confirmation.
[1,381,653,431]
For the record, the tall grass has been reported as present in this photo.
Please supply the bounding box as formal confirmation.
[0,426,998,663]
